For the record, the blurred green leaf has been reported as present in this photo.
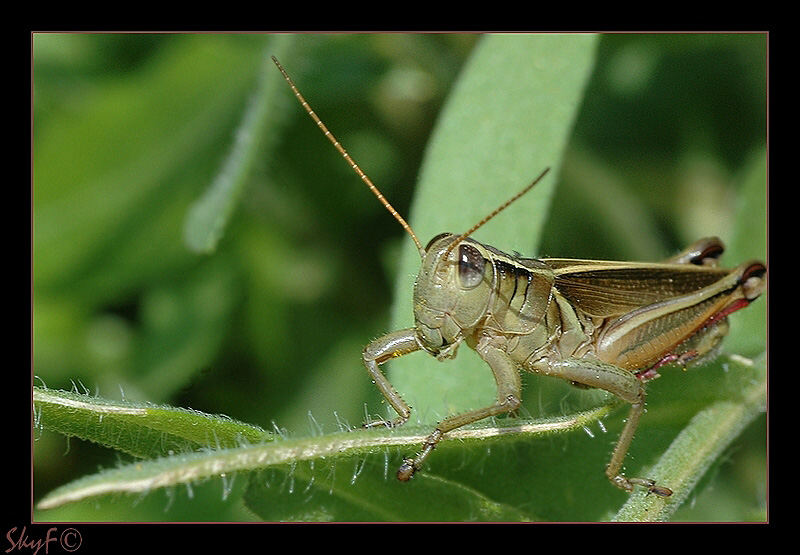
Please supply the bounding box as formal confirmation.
[34,35,263,302]
[183,35,296,253]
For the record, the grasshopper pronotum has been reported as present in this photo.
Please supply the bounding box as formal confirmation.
[273,57,766,497]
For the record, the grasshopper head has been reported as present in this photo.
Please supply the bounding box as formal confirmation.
[412,233,494,359]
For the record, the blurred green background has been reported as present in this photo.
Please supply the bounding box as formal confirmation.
[33,33,766,521]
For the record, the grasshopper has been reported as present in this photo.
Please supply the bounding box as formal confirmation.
[272,57,766,497]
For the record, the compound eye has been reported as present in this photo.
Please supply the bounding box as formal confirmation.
[458,244,485,289]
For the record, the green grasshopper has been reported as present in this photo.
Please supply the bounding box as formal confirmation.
[273,57,766,497]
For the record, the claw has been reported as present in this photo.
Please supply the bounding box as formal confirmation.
[647,485,673,497]
[397,458,416,481]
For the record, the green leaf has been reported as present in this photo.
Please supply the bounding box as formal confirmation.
[389,33,599,418]
[36,400,613,518]
[34,386,272,459]
[614,353,766,521]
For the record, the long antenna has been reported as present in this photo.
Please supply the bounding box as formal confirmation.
[272,56,425,258]
[442,166,551,261]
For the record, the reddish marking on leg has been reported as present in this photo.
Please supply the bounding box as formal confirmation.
[704,298,750,328]
[636,350,699,382]
[636,367,662,382]
[638,297,753,383]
